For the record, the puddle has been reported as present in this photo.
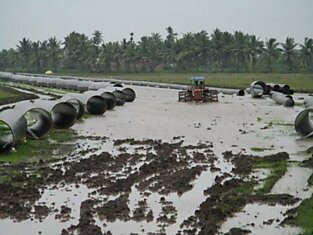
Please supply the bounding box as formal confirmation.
[220,203,302,235]
[0,184,89,235]
[271,166,313,199]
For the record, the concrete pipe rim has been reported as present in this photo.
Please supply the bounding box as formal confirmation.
[86,95,107,115]
[122,88,136,102]
[295,108,313,138]
[23,108,53,139]
[112,90,126,106]
[64,99,85,120]
[0,120,14,153]
[100,92,117,110]
[51,102,78,129]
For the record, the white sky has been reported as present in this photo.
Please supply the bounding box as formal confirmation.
[0,0,312,49]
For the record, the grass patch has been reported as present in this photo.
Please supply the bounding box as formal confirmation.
[289,194,313,234]
[56,71,313,93]
[0,85,38,105]
[0,129,76,163]
[251,147,267,152]
[252,153,289,194]
[255,161,287,194]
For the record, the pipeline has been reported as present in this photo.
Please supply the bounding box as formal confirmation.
[295,108,313,138]
[62,92,107,115]
[250,81,266,98]
[270,91,295,107]
[14,101,53,139]
[0,109,27,152]
[31,100,78,129]
[216,88,245,96]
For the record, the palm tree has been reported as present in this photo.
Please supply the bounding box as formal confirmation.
[248,35,264,70]
[17,37,32,71]
[281,37,298,72]
[300,37,313,71]
[47,37,61,71]
[30,41,41,71]
[263,38,281,72]
[232,31,250,71]
[92,30,103,47]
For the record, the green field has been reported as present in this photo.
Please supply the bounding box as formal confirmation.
[0,85,39,106]
[57,72,313,93]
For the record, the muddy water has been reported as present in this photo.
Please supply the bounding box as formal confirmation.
[0,85,312,235]
[75,87,312,155]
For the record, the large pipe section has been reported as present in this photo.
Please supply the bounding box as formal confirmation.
[295,108,313,138]
[215,88,245,96]
[62,92,107,115]
[14,101,53,139]
[270,91,295,107]
[250,81,266,98]
[32,100,78,129]
[0,109,27,152]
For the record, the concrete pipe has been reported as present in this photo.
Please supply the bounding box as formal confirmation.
[122,88,136,102]
[295,108,313,138]
[270,91,295,107]
[59,97,85,120]
[100,92,117,110]
[63,93,107,115]
[250,81,266,98]
[92,88,118,110]
[304,97,313,109]
[217,88,245,96]
[14,101,53,139]
[76,81,91,92]
[0,109,27,153]
[55,79,69,89]
[264,85,272,95]
[32,100,78,129]
[88,82,110,91]
[64,80,80,90]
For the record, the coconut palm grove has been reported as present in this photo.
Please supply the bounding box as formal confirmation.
[0,27,312,74]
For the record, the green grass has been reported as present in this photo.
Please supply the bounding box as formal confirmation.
[254,160,288,194]
[56,71,313,93]
[0,90,16,99]
[292,194,313,234]
[251,147,267,152]
[0,130,76,163]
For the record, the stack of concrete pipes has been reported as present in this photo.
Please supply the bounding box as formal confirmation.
[0,72,136,153]
[249,81,295,107]
[249,80,313,139]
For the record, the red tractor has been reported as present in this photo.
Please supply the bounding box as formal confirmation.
[178,77,218,102]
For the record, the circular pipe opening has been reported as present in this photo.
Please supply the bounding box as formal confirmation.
[238,89,245,96]
[273,84,281,92]
[112,90,126,106]
[24,108,52,139]
[250,81,266,98]
[86,96,107,115]
[101,92,117,110]
[51,103,77,129]
[122,88,136,102]
[64,99,84,120]
[0,120,14,153]
[295,108,313,138]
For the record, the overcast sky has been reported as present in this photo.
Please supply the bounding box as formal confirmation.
[0,0,312,50]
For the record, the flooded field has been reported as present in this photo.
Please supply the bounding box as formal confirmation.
[0,85,312,235]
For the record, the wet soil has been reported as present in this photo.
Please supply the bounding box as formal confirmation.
[0,136,304,234]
